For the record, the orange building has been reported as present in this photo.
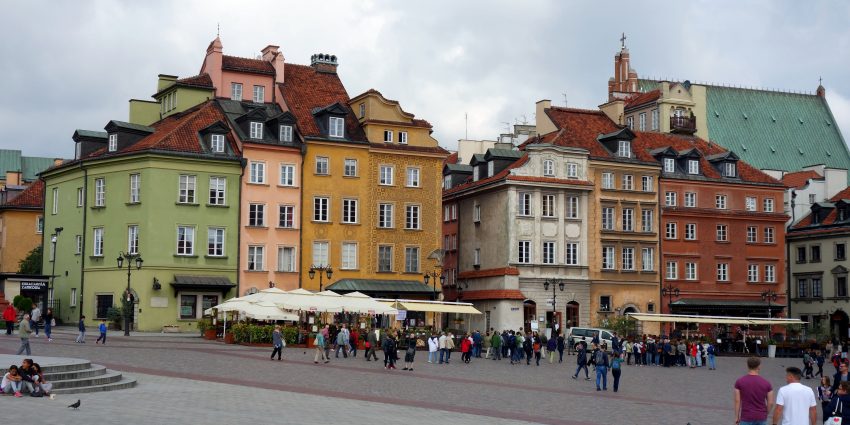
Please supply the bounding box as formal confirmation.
[0,181,45,273]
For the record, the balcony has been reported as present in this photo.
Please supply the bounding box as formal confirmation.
[670,116,697,134]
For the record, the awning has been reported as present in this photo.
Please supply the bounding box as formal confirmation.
[326,279,439,295]
[627,313,806,326]
[670,298,783,310]
[170,275,236,297]
[204,298,299,321]
[378,299,482,315]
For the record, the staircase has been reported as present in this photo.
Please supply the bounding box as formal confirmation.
[0,356,137,394]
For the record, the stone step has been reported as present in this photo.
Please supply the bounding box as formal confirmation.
[44,364,107,381]
[40,359,92,373]
[51,370,124,389]
[52,376,137,395]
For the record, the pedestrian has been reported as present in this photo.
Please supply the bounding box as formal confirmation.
[572,342,590,380]
[733,356,774,425]
[438,332,447,364]
[707,341,717,370]
[490,329,502,360]
[75,315,86,343]
[3,304,15,335]
[816,350,825,377]
[366,328,379,361]
[483,330,492,359]
[818,376,833,420]
[803,349,814,379]
[625,339,633,365]
[323,325,332,360]
[15,314,32,355]
[832,360,850,394]
[95,319,107,344]
[350,328,359,358]
[826,381,850,423]
[772,366,817,425]
[556,331,565,363]
[402,333,416,371]
[30,304,41,337]
[445,332,455,364]
[313,330,329,364]
[335,324,349,358]
[472,329,482,358]
[611,350,622,392]
[384,333,398,370]
[460,333,472,363]
[522,332,533,365]
[44,308,54,342]
[427,333,439,363]
[532,333,542,366]
[271,325,284,361]
[593,343,609,391]
[547,333,557,363]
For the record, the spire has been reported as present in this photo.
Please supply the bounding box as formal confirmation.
[817,76,826,98]
[620,32,627,50]
[217,22,220,38]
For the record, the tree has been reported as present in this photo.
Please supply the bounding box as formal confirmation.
[595,314,638,338]
[18,245,42,274]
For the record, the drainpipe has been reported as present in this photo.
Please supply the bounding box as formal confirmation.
[787,190,796,319]
[298,140,307,288]
[79,163,88,320]
[236,157,246,296]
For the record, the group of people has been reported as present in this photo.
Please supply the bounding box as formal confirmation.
[3,304,55,341]
[734,356,825,425]
[1,358,52,398]
[308,325,419,371]
[619,336,717,370]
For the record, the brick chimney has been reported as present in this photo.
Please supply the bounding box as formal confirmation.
[201,37,224,97]
[262,45,285,84]
[311,53,338,74]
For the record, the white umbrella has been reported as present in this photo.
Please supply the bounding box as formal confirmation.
[241,301,299,321]
[342,291,398,315]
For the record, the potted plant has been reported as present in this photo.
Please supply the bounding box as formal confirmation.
[198,318,216,340]
[767,338,778,358]
[106,307,123,331]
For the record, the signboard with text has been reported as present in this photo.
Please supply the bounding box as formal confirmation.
[20,281,47,291]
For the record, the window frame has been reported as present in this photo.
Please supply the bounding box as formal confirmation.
[252,85,265,103]
[329,116,345,138]
[279,125,293,143]
[207,227,225,257]
[278,205,295,229]
[176,225,195,256]
[313,197,329,223]
[405,204,420,230]
[208,176,226,206]
[247,245,265,271]
[94,178,106,207]
[406,167,420,187]
[341,242,358,270]
[342,198,359,224]
[518,240,531,264]
[211,134,226,153]
[231,83,243,101]
[378,203,394,228]
[129,173,141,203]
[315,157,330,175]
[178,175,196,204]
[277,246,297,272]
[248,203,266,227]
[379,165,394,186]
[249,122,264,139]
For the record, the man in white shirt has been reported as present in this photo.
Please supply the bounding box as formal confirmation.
[772,366,816,425]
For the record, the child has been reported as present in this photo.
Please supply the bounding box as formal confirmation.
[31,363,52,396]
[2,365,23,397]
[96,319,107,344]
[819,376,833,420]
[460,334,472,363]
[75,315,86,343]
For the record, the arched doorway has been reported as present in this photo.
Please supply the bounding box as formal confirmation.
[622,305,640,336]
[832,310,849,341]
[523,300,537,333]
[566,301,580,328]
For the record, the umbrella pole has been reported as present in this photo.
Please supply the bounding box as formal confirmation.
[223,312,227,339]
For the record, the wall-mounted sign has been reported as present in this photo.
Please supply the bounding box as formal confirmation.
[20,281,47,291]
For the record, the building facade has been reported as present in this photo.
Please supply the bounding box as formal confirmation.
[0,181,44,273]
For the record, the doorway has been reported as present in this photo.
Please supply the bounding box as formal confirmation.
[566,301,579,328]
[832,310,849,341]
[523,300,537,333]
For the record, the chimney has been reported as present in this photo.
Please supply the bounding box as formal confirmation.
[6,171,22,186]
[202,37,224,97]
[535,99,556,135]
[262,45,285,84]
[157,74,178,92]
[311,53,338,74]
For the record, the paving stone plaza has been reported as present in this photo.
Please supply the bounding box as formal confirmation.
[0,328,822,424]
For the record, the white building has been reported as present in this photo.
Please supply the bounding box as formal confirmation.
[763,165,847,225]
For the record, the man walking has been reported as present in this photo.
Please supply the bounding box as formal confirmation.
[366,328,379,361]
[314,331,329,364]
[734,357,774,425]
[593,343,609,391]
[772,367,817,425]
[438,332,447,364]
[30,305,41,337]
[445,332,455,363]
[335,324,350,358]
[427,332,439,363]
[15,314,32,355]
[75,315,86,343]
[572,341,590,380]
[490,329,502,360]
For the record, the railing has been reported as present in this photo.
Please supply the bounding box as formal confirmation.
[670,116,697,134]
[47,299,61,325]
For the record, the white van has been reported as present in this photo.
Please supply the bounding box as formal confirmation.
[566,327,614,351]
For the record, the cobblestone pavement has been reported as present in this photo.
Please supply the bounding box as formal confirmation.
[0,328,824,425]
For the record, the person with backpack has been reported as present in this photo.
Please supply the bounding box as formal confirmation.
[523,332,534,366]
[572,341,590,380]
[593,343,610,391]
[532,332,542,366]
[556,331,565,363]
[611,350,623,392]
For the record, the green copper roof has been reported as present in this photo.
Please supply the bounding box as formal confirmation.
[705,86,850,178]
[637,79,658,93]
[0,150,57,182]
[0,149,22,180]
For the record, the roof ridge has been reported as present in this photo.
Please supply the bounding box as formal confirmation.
[548,106,604,115]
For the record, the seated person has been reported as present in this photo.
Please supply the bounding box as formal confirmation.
[31,363,51,396]
[2,365,23,397]
[18,359,35,394]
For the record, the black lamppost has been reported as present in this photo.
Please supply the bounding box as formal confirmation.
[761,290,779,340]
[543,278,565,330]
[661,284,680,336]
[308,264,333,291]
[49,227,63,309]
[456,280,468,302]
[423,270,445,301]
[117,251,143,336]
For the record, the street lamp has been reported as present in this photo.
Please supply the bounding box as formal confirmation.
[661,283,680,336]
[543,278,565,330]
[423,270,445,301]
[761,289,779,340]
[49,227,63,309]
[308,264,333,291]
[117,251,143,336]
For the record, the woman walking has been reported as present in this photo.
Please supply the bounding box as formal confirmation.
[402,333,417,371]
[611,351,623,392]
[547,334,557,363]
[271,325,284,361]
[532,332,542,366]
[44,308,54,342]
[313,331,329,364]
[385,333,398,370]
[557,331,565,363]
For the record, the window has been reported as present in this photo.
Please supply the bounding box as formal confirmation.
[542,194,556,217]
[567,196,579,219]
[279,125,293,143]
[127,225,139,254]
[601,207,614,230]
[96,294,114,320]
[379,165,394,185]
[473,248,481,266]
[685,223,696,240]
[231,83,242,101]
[77,187,83,207]
[809,194,817,204]
[716,224,728,242]
[176,226,194,255]
[685,262,697,280]
[487,162,495,177]
[252,85,264,103]
[666,261,678,280]
[724,162,736,178]
[565,243,578,265]
[765,265,775,283]
[451,204,457,220]
[405,247,420,272]
[622,247,634,270]
[249,203,265,226]
[543,160,554,176]
[599,296,612,312]
[518,241,531,264]
[717,263,729,281]
[665,191,677,207]
[207,227,224,257]
[567,163,579,178]
[315,157,329,175]
[381,130,393,143]
[108,134,117,152]
[94,178,105,207]
[622,175,634,191]
[651,109,659,130]
[473,204,481,223]
[747,264,759,282]
[378,203,394,228]
[277,247,296,272]
[797,246,806,263]
[745,197,756,212]
[444,205,450,222]
[359,103,365,118]
[838,277,848,298]
[665,222,677,239]
[617,140,631,158]
[641,209,653,232]
[399,131,408,144]
[686,159,698,175]
[335,159,355,179]
[313,197,329,222]
[341,243,357,270]
[211,134,225,153]
[75,235,82,255]
[638,113,646,131]
[92,227,103,256]
[249,161,266,184]
[746,226,757,243]
[404,205,420,229]
[247,246,264,271]
[249,122,264,139]
[378,245,393,272]
[278,205,295,228]
[684,192,696,208]
[763,198,774,212]
[622,208,634,231]
[601,172,614,189]
[518,192,532,216]
[812,245,822,262]
[313,241,329,266]
[329,117,344,138]
[70,288,77,307]
[178,175,196,204]
[838,243,847,260]
[798,279,809,298]
[715,194,727,209]
[342,199,358,224]
[602,246,615,270]
[641,176,653,192]
[542,241,556,264]
[277,164,296,187]
[625,116,634,129]
[813,278,823,298]
[209,177,226,205]
[406,167,420,187]
[51,188,59,214]
[663,158,675,173]
[473,167,479,181]
[641,248,654,271]
[129,174,140,203]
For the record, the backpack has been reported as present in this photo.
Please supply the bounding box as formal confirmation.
[612,357,621,370]
[594,349,604,366]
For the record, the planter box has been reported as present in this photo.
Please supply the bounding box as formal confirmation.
[203,329,217,340]
[162,325,181,333]
[223,333,235,344]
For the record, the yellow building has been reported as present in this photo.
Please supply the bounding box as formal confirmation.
[0,181,44,273]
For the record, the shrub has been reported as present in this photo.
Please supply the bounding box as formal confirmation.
[12,296,33,314]
[106,307,123,328]
[230,323,300,344]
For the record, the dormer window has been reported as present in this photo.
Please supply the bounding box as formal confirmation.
[279,125,293,143]
[663,158,675,173]
[329,117,344,138]
[253,85,265,103]
[473,167,480,181]
[543,160,554,176]
[443,175,451,189]
[617,140,631,158]
[249,122,263,139]
[687,159,699,175]
[211,134,225,153]
[487,161,494,177]
[75,142,82,160]
[724,162,737,178]
[108,134,117,152]
[384,130,393,143]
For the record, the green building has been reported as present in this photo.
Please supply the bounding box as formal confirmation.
[41,100,242,331]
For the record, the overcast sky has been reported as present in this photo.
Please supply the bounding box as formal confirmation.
[2,0,850,158]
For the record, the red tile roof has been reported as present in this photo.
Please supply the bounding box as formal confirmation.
[782,170,822,189]
[444,152,458,165]
[458,267,520,279]
[789,187,850,230]
[221,55,275,75]
[176,73,214,89]
[443,156,530,196]
[279,63,366,141]
[831,187,850,202]
[625,89,660,109]
[460,289,525,301]
[2,180,43,209]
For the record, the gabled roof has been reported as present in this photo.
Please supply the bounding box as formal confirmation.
[221,55,275,75]
[624,89,660,109]
[1,180,43,209]
[444,152,458,165]
[73,130,107,140]
[153,73,215,97]
[782,170,823,189]
[105,120,155,135]
[443,163,473,174]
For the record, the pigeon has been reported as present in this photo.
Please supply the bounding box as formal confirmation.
[68,399,81,409]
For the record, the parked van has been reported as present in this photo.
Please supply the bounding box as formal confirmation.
[566,327,614,351]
